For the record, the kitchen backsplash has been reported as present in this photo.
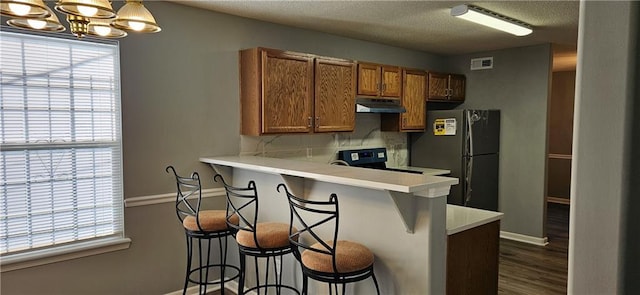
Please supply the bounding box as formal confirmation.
[240,114,409,167]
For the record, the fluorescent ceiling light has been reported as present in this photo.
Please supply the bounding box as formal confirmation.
[451,4,532,36]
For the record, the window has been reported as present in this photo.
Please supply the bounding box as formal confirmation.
[0,30,125,263]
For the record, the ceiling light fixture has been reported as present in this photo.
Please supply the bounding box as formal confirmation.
[451,4,532,37]
[0,0,48,18]
[1,0,160,39]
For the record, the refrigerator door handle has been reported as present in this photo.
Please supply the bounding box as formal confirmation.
[465,110,474,157]
[464,155,473,206]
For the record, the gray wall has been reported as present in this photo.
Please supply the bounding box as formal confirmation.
[569,1,639,293]
[0,2,446,294]
[446,45,552,238]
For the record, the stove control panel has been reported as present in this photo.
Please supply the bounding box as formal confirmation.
[337,148,387,166]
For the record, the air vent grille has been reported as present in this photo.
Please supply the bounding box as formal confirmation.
[471,57,493,70]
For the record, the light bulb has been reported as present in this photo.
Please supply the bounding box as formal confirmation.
[128,21,145,31]
[27,19,47,29]
[94,25,111,36]
[77,5,98,17]
[8,3,31,16]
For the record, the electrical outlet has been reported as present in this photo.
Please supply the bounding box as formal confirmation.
[306,147,312,158]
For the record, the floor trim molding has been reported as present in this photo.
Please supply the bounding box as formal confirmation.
[500,231,549,246]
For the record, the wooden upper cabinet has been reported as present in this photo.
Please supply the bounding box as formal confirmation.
[357,63,381,96]
[314,57,356,133]
[240,48,314,135]
[357,63,402,98]
[427,72,466,102]
[449,74,466,101]
[381,66,402,97]
[400,70,427,131]
[427,72,451,101]
[381,69,426,132]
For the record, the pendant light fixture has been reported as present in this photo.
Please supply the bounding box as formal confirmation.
[88,17,127,38]
[451,4,532,37]
[55,0,115,19]
[0,0,49,18]
[6,4,65,32]
[1,0,160,39]
[112,0,161,33]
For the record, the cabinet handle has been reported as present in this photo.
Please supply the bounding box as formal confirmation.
[315,117,320,125]
[382,83,386,92]
[308,117,312,127]
[376,82,380,91]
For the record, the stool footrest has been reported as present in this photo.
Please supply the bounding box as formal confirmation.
[187,264,241,285]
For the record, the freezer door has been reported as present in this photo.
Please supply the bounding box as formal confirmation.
[410,109,464,168]
[463,153,499,211]
[465,110,500,156]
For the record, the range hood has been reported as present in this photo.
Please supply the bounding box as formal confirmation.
[355,98,406,113]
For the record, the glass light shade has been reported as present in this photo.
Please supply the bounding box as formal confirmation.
[7,6,65,32]
[451,4,532,37]
[88,18,127,38]
[26,18,47,29]
[0,0,49,18]
[112,0,160,33]
[55,0,115,19]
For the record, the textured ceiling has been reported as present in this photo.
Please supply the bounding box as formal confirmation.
[171,0,579,57]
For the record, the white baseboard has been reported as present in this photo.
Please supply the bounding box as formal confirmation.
[165,278,256,295]
[500,231,549,246]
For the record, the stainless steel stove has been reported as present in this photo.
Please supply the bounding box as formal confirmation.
[336,147,422,174]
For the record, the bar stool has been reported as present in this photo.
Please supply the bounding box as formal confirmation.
[166,166,240,295]
[214,174,300,295]
[278,184,380,295]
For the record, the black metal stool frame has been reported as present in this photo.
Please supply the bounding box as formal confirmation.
[215,174,300,295]
[167,166,240,295]
[278,184,380,295]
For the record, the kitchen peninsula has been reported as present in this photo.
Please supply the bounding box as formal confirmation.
[200,155,501,294]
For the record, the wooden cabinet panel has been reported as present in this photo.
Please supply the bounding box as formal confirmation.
[357,63,401,98]
[357,63,381,96]
[314,58,356,132]
[262,51,314,134]
[427,72,466,102]
[381,69,426,132]
[240,48,313,135]
[427,72,450,101]
[449,74,466,102]
[401,70,426,130]
[381,66,402,97]
[447,221,500,295]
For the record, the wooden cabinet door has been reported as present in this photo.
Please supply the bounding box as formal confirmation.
[357,63,381,96]
[261,50,314,134]
[449,74,466,102]
[381,66,402,98]
[427,72,450,101]
[314,57,356,132]
[401,70,426,131]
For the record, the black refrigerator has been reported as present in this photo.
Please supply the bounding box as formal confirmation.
[410,109,500,211]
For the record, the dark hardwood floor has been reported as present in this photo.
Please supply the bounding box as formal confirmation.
[498,203,569,294]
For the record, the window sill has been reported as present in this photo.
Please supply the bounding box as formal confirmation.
[1,237,131,272]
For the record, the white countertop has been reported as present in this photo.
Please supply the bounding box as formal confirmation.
[200,155,458,195]
[446,205,504,235]
[386,165,450,176]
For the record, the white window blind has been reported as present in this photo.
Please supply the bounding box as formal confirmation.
[0,31,123,256]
